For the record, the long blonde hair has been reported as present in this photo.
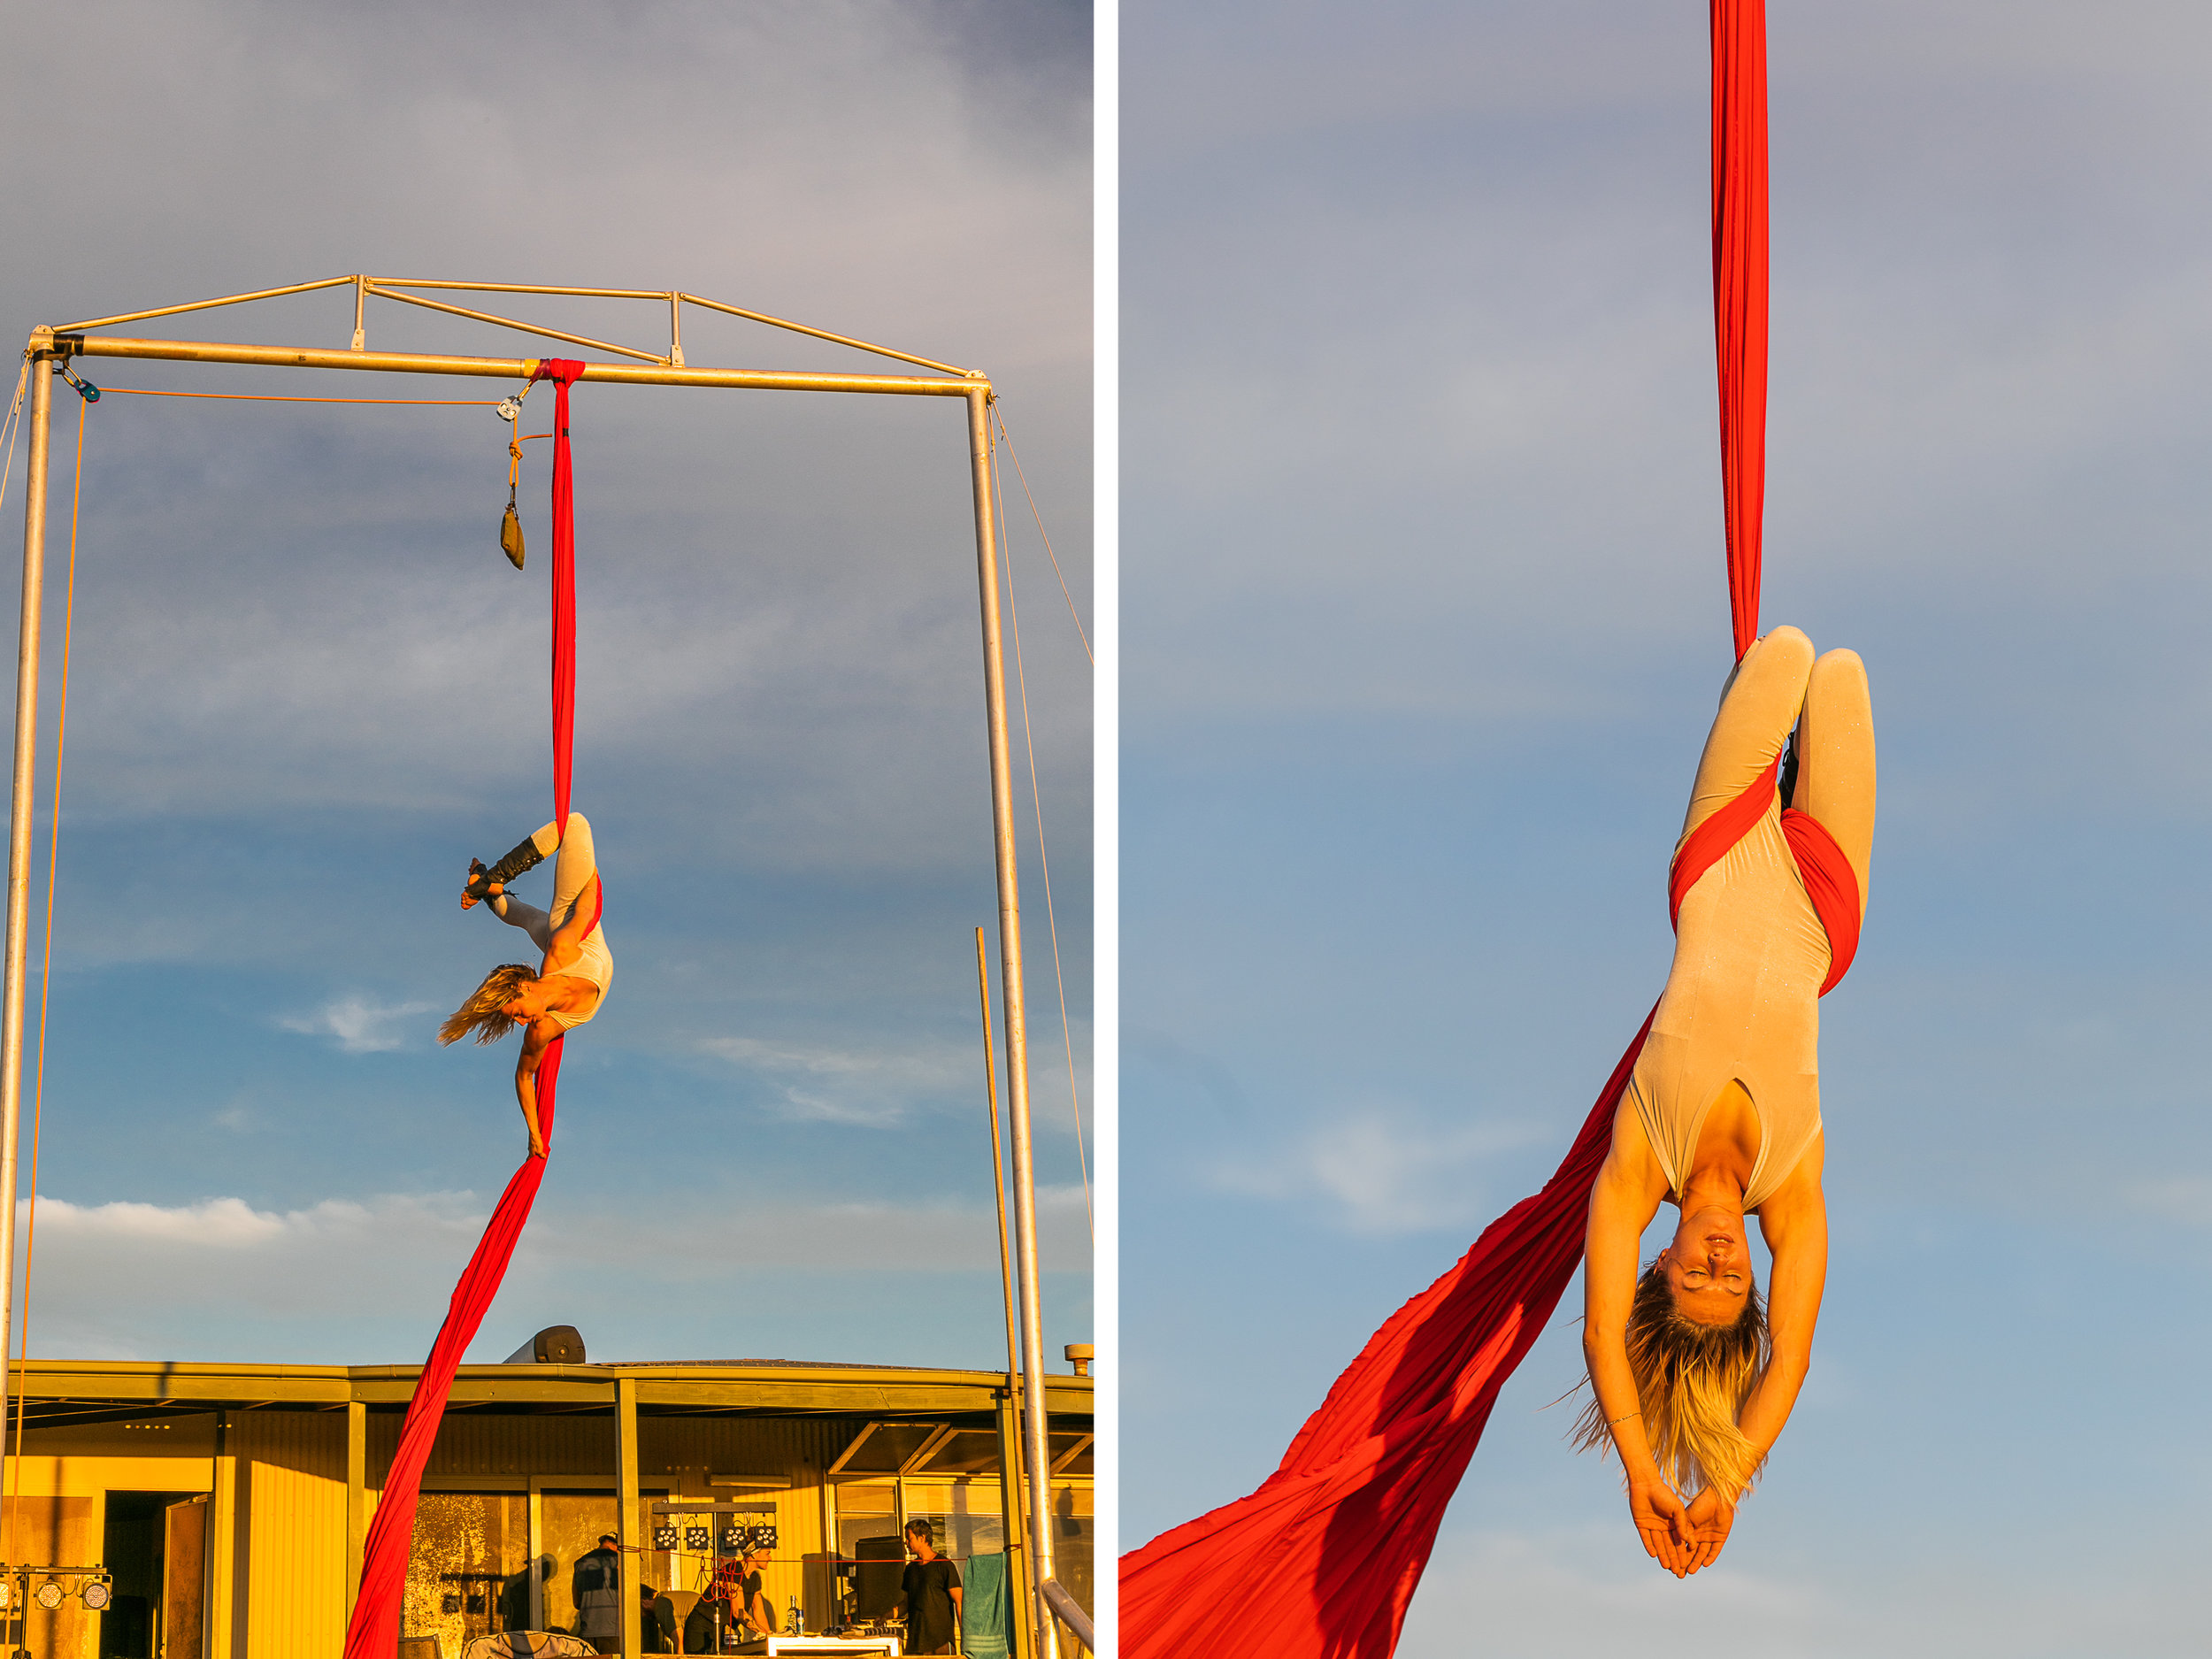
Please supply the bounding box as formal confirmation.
[1572,1258,1770,1502]
[440,964,537,1047]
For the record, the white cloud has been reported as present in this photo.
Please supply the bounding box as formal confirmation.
[699,1035,975,1126]
[1209,1107,1545,1236]
[279,994,438,1054]
[12,1184,1088,1363]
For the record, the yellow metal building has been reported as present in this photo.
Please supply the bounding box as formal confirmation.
[0,1356,1092,1658]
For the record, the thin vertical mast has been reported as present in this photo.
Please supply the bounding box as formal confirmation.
[0,337,55,1474]
[965,386,1058,1659]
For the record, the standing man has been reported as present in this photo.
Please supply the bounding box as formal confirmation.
[572,1532,624,1653]
[899,1520,963,1656]
[722,1548,779,1637]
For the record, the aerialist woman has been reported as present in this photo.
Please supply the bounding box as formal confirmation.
[1574,625,1874,1578]
[440,814,612,1160]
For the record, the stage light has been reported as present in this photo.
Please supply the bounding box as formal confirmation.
[81,1581,111,1611]
[653,1526,680,1550]
[34,1580,62,1610]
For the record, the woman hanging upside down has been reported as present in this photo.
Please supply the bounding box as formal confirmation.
[1575,626,1874,1578]
[439,813,612,1160]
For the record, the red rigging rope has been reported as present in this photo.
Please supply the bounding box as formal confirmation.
[1118,7,1801,1655]
[343,359,589,1659]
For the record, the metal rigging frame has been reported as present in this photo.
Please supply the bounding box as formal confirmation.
[9,275,1075,1659]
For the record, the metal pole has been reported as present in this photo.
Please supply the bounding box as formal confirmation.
[977,925,1040,1659]
[974,928,1024,1386]
[0,341,53,1469]
[618,1375,641,1659]
[69,334,973,398]
[964,387,1056,1659]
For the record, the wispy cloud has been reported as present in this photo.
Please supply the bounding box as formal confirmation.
[14,1185,1088,1363]
[2129,1176,2212,1227]
[699,1035,973,1126]
[1208,1107,1545,1236]
[279,995,437,1054]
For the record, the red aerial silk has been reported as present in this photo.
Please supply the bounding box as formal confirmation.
[1711,0,1769,661]
[532,358,586,838]
[1119,1017,1653,1659]
[342,360,590,1659]
[1119,7,1795,1655]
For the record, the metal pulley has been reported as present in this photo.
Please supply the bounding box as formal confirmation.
[498,392,526,568]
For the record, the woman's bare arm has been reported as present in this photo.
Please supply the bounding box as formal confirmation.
[1743,1136,1828,1460]
[513,1016,561,1158]
[1583,1103,1700,1575]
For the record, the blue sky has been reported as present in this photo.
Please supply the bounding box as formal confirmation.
[1123,3,2210,1653]
[0,0,1092,1375]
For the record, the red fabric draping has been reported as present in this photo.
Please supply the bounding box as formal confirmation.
[342,357,592,1658]
[1668,764,1862,995]
[341,1046,560,1659]
[1120,8,1788,1654]
[1118,1015,1655,1659]
[1712,0,1769,660]
[531,358,585,838]
[1780,808,1859,994]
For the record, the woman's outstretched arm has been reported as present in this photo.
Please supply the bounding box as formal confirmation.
[513,1015,562,1159]
[1584,1105,1701,1577]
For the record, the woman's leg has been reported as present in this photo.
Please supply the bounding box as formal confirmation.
[1681,626,1815,839]
[489,893,555,954]
[1793,648,1876,910]
[547,812,600,929]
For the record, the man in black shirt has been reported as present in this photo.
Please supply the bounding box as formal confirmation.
[899,1520,963,1656]
[722,1549,778,1637]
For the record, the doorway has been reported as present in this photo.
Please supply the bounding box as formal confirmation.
[100,1492,201,1659]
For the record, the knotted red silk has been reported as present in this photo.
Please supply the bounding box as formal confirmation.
[342,363,593,1659]
[1119,7,1802,1655]
[1669,762,1862,995]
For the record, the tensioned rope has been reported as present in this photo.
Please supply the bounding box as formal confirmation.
[1,392,86,1565]
[990,415,1093,1240]
[96,387,501,408]
[0,362,31,524]
[994,408,1092,665]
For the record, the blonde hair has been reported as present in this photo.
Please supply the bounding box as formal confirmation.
[1572,1258,1771,1502]
[440,964,538,1047]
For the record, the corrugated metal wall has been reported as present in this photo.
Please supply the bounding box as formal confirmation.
[232,1410,347,1655]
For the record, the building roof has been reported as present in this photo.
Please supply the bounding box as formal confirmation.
[12,1356,1093,1431]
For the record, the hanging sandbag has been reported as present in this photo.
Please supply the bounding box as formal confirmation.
[501,494,526,569]
[499,392,527,569]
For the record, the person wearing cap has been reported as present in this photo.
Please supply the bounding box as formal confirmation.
[717,1549,779,1639]
[572,1532,624,1651]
